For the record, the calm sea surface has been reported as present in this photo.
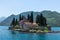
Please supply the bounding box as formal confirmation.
[0,26,60,40]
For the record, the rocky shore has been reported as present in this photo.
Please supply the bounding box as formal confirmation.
[9,28,60,33]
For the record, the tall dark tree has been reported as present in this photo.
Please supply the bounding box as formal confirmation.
[29,16,31,22]
[19,14,22,21]
[15,19,18,25]
[27,14,31,22]
[21,16,26,20]
[21,16,24,20]
[36,14,40,24]
[30,11,33,23]
[27,14,30,20]
[43,17,47,26]
[11,18,16,27]
[39,13,47,26]
[39,13,44,26]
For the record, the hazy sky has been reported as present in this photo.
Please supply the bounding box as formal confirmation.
[0,0,60,17]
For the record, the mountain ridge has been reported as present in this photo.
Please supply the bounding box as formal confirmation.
[0,17,6,23]
[0,10,60,26]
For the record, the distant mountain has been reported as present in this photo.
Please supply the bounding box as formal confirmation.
[0,17,6,23]
[0,14,16,26]
[0,10,60,26]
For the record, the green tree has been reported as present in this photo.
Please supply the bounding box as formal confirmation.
[11,18,16,27]
[21,16,26,20]
[29,15,31,22]
[27,14,30,20]
[15,19,18,25]
[30,11,33,23]
[19,14,22,21]
[39,13,47,26]
[39,13,44,26]
[21,16,24,20]
[43,17,47,26]
[36,14,40,24]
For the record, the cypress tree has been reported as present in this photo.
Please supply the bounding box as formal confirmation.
[40,13,44,26]
[29,15,31,22]
[15,19,18,25]
[19,14,21,21]
[36,14,40,24]
[30,11,33,23]
[21,16,24,20]
[27,14,30,20]
[36,13,47,26]
[39,13,47,26]
[38,13,44,26]
[11,18,16,27]
[43,17,47,26]
[21,16,26,20]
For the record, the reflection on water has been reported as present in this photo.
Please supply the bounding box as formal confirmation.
[0,26,60,40]
[10,30,16,34]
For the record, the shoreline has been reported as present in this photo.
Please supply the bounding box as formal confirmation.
[9,29,60,33]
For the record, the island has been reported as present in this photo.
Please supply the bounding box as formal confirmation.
[9,12,51,33]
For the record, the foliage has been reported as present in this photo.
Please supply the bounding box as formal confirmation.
[11,18,16,27]
[30,11,33,23]
[15,25,20,29]
[36,13,47,26]
[15,19,18,25]
[19,14,22,21]
[27,11,33,23]
[36,14,40,24]
[11,18,19,28]
[44,27,49,32]
[27,14,30,20]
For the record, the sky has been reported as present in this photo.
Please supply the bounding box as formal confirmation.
[0,0,60,17]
